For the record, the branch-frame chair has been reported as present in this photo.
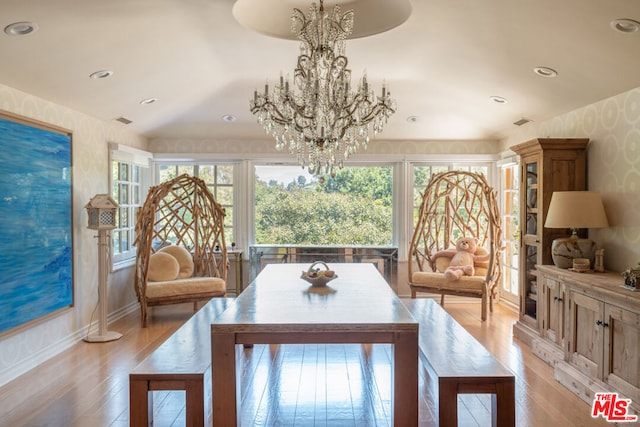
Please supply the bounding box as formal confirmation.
[133,174,227,326]
[408,170,503,320]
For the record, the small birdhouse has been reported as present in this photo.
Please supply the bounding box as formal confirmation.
[85,194,119,230]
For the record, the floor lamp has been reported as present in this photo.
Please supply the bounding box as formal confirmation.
[84,194,122,343]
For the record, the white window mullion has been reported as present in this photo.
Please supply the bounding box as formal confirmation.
[109,144,151,269]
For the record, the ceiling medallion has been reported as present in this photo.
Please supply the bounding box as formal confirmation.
[233,0,412,40]
[249,0,396,177]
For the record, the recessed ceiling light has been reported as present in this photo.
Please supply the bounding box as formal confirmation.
[610,18,640,33]
[139,98,157,105]
[222,114,237,122]
[89,70,113,79]
[406,116,418,123]
[533,66,558,78]
[490,96,507,104]
[4,21,38,36]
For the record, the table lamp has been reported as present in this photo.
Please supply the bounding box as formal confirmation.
[544,191,608,269]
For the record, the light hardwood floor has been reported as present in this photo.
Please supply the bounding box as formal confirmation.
[0,299,608,426]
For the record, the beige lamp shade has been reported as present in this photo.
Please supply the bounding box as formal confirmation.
[544,191,609,269]
[545,191,609,229]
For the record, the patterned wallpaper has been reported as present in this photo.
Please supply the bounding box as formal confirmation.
[150,136,502,156]
[0,84,146,389]
[500,87,640,273]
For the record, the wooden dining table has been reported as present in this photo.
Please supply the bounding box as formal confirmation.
[211,262,419,426]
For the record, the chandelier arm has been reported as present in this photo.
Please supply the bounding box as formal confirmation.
[358,102,397,124]
[251,100,296,127]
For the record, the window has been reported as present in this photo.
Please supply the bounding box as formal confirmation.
[199,165,234,245]
[158,163,235,245]
[111,162,140,263]
[158,164,194,181]
[412,164,490,227]
[109,144,152,266]
[254,164,393,246]
[412,165,449,226]
[499,161,519,304]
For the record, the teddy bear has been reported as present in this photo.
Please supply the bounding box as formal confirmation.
[432,237,489,281]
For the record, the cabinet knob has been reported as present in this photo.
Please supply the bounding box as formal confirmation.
[595,320,610,328]
[553,296,563,302]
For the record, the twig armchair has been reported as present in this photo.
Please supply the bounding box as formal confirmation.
[134,174,227,326]
[408,170,502,320]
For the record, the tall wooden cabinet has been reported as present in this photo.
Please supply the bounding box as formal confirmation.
[511,138,589,344]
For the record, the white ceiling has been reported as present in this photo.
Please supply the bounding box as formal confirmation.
[1,0,639,142]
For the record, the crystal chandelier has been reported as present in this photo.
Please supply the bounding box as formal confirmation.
[250,0,396,177]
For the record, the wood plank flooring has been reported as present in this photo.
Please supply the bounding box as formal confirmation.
[0,300,609,426]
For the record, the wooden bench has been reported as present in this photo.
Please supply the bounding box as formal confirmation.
[129,297,234,427]
[403,298,515,427]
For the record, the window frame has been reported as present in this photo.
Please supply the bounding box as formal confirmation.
[151,154,499,265]
[498,158,520,306]
[109,144,152,270]
[247,158,495,262]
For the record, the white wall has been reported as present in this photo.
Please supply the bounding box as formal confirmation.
[500,87,640,272]
[0,84,147,387]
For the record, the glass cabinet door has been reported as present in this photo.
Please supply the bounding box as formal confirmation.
[522,160,539,320]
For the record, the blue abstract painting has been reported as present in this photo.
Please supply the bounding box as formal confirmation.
[0,114,73,335]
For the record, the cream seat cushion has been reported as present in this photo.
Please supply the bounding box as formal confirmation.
[411,246,489,293]
[158,245,194,278]
[146,277,226,300]
[147,252,180,282]
[146,246,225,300]
[411,272,486,293]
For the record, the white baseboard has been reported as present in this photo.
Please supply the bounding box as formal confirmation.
[0,302,138,388]
[82,301,138,338]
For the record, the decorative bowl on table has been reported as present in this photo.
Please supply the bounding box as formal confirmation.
[301,261,337,287]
